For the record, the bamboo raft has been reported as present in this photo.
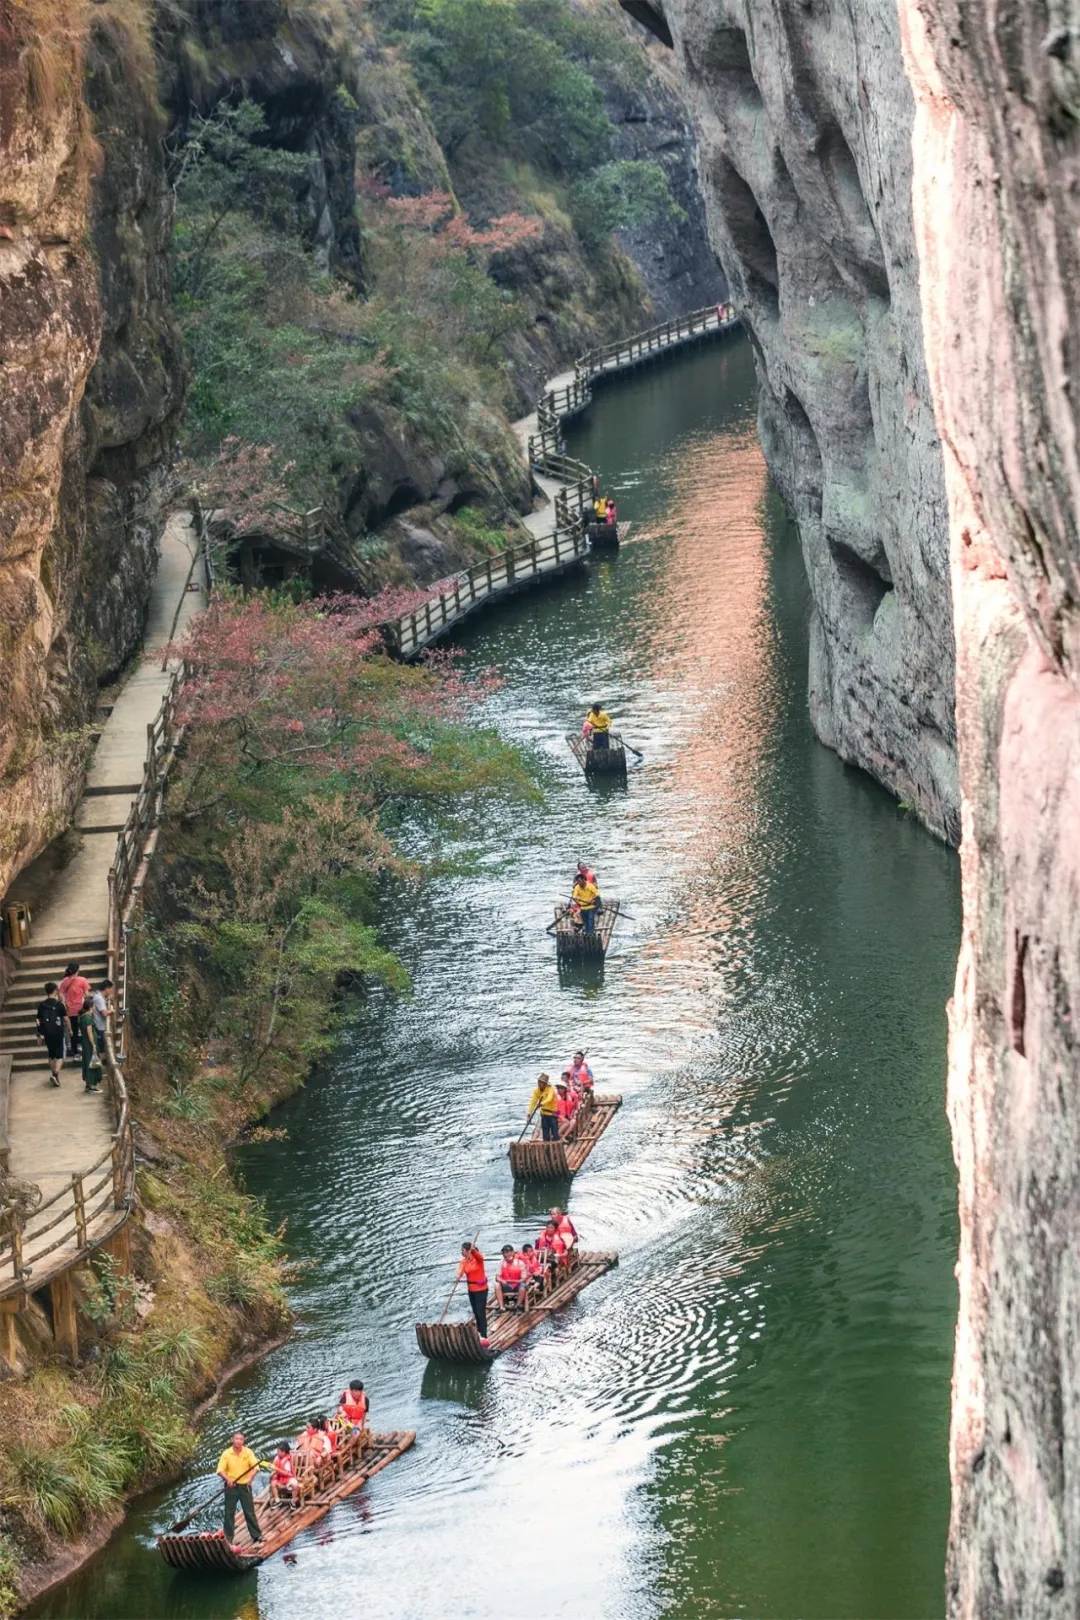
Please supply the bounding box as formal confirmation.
[553,898,620,957]
[586,520,631,551]
[415,1252,618,1363]
[509,1093,622,1179]
[566,733,627,776]
[157,1430,416,1572]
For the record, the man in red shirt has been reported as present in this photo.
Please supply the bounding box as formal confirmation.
[457,1241,490,1345]
[57,962,91,1055]
[494,1244,527,1311]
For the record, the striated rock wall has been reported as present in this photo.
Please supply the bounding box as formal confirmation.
[627,0,959,841]
[901,5,1080,1613]
[0,0,182,899]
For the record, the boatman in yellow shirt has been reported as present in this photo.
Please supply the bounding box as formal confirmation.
[583,702,612,751]
[527,1072,561,1142]
[571,872,601,935]
[217,1432,263,1546]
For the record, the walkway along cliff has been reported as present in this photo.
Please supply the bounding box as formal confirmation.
[383,303,739,658]
[0,516,204,1370]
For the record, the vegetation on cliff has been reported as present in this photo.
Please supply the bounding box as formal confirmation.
[168,0,678,578]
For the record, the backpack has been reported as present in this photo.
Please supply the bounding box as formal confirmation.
[38,1000,66,1037]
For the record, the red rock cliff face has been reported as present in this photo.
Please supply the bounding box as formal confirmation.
[900,4,1080,1613]
[0,1,182,899]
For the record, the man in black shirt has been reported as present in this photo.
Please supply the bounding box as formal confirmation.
[35,982,67,1087]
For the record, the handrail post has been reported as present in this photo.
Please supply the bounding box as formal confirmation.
[72,1175,87,1249]
[111,1139,124,1208]
[10,1220,22,1281]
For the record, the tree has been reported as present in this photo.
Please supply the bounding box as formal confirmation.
[570,161,684,250]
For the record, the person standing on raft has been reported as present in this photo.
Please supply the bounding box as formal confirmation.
[583,703,612,750]
[571,871,601,934]
[457,1241,490,1346]
[217,1432,263,1546]
[528,1073,560,1141]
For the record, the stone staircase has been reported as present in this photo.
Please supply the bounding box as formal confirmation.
[0,942,108,1072]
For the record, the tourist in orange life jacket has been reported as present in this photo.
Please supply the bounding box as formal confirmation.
[550,1206,578,1251]
[537,1219,568,1268]
[576,861,596,886]
[458,1241,490,1345]
[299,1418,333,1464]
[555,1079,576,1126]
[605,497,616,525]
[520,1241,544,1280]
[494,1244,527,1310]
[269,1442,296,1503]
[570,1051,593,1093]
[337,1381,368,1430]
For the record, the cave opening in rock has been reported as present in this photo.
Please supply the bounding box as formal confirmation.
[711,154,779,317]
[828,534,893,628]
[815,122,890,301]
[697,24,763,111]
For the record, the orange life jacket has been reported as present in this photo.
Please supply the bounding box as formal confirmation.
[340,1391,368,1425]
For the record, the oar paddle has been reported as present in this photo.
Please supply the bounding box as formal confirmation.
[439,1230,480,1323]
[615,733,644,760]
[517,1106,539,1142]
[168,1484,223,1533]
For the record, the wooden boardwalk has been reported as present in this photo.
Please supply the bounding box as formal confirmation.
[508,1093,622,1179]
[415,1252,619,1362]
[383,305,739,658]
[0,513,204,1306]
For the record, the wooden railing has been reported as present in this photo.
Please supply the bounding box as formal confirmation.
[574,302,735,381]
[528,303,738,471]
[0,1033,134,1298]
[390,522,591,658]
[383,301,740,657]
[106,666,186,1065]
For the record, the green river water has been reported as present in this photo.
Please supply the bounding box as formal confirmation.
[32,334,961,1620]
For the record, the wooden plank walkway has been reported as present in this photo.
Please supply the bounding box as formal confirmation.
[508,1093,622,1179]
[415,1252,619,1362]
[383,305,739,658]
[158,1431,416,1571]
[0,512,204,1295]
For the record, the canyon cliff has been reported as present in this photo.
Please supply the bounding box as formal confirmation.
[0,1,182,901]
[646,0,1080,1605]
[901,5,1080,1614]
[622,0,959,842]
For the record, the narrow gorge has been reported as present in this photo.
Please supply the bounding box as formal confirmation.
[2,0,1078,1613]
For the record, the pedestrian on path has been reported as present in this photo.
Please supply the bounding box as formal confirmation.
[92,980,114,1049]
[216,1433,263,1547]
[57,963,90,1056]
[78,997,101,1092]
[35,982,67,1087]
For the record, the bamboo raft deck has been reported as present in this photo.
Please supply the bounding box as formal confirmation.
[566,733,627,776]
[553,898,620,957]
[509,1093,622,1180]
[415,1252,618,1363]
[156,1430,416,1572]
[586,520,631,551]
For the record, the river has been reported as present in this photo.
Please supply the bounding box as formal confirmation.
[32,335,961,1620]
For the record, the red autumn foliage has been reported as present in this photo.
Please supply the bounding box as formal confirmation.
[173,593,504,816]
[384,191,543,258]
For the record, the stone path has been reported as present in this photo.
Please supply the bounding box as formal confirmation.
[0,513,202,1274]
